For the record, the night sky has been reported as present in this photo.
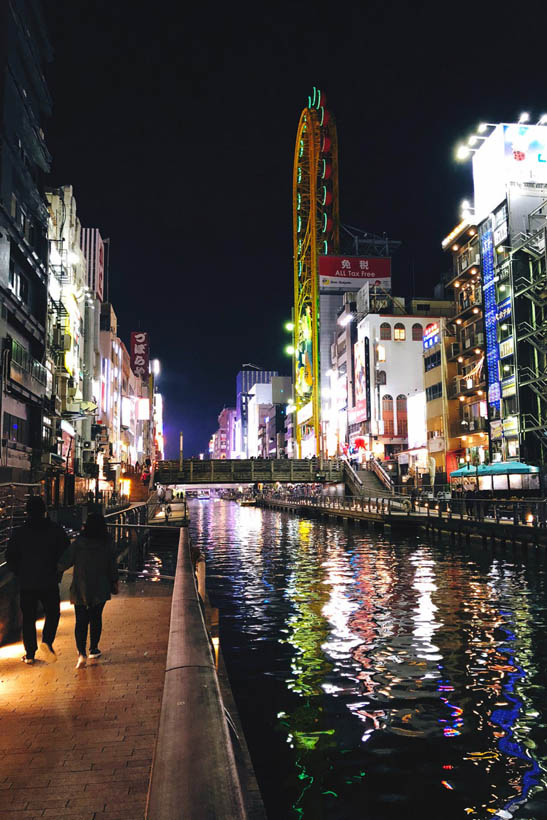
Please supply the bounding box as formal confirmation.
[45,0,547,457]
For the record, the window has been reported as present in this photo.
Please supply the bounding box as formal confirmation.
[424,350,441,371]
[8,262,28,303]
[380,322,391,340]
[376,370,386,385]
[412,323,423,341]
[426,382,443,402]
[417,303,430,311]
[396,394,407,437]
[3,412,28,445]
[377,344,386,362]
[382,394,394,436]
[394,323,406,341]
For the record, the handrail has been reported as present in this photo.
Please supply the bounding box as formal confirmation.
[146,527,247,820]
[367,458,394,493]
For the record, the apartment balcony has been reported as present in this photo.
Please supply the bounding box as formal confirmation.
[454,289,482,320]
[450,416,488,437]
[460,331,485,353]
[8,339,48,400]
[447,372,486,399]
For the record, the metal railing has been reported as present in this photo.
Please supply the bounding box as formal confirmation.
[366,457,394,492]
[262,491,547,530]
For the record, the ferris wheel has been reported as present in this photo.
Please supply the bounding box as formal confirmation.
[292,88,339,456]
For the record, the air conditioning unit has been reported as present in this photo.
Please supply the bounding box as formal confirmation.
[61,334,71,351]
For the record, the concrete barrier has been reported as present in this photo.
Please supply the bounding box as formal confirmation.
[146,527,247,820]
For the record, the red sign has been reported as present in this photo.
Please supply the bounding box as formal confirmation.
[318,256,391,291]
[131,332,149,379]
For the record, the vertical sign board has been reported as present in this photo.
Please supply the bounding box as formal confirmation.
[353,339,368,422]
[364,337,371,422]
[131,332,149,379]
[480,223,501,412]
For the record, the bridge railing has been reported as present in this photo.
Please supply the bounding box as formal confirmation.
[155,458,346,484]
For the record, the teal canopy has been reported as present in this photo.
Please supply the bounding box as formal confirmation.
[450,461,539,477]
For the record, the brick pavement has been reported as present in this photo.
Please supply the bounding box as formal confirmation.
[0,586,171,820]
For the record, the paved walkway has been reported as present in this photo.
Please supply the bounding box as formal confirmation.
[0,583,171,820]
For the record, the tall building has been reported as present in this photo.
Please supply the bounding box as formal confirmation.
[235,366,278,458]
[0,0,52,480]
[441,220,489,474]
[460,121,547,466]
[46,186,88,475]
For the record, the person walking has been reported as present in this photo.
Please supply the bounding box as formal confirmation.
[6,496,70,664]
[58,512,119,669]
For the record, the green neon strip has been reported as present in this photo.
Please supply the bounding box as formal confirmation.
[320,106,324,126]
[297,192,301,210]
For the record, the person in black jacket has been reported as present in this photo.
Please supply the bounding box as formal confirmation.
[6,496,70,664]
[57,512,119,669]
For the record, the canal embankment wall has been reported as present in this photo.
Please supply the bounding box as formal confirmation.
[146,525,266,820]
[259,496,547,549]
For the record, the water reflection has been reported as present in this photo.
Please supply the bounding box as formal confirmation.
[190,501,547,820]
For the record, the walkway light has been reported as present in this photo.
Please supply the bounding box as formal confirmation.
[518,112,530,123]
[284,345,295,355]
[284,322,294,332]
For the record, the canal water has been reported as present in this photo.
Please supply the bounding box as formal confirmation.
[189,499,547,820]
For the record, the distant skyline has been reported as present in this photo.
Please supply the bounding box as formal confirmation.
[44,0,547,456]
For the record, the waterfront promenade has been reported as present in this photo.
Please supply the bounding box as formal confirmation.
[0,583,171,819]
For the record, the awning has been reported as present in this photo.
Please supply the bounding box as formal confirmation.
[450,461,539,477]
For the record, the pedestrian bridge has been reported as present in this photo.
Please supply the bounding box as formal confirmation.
[154,458,345,486]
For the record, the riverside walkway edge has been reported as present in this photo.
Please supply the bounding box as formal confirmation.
[260,496,547,548]
[145,527,248,820]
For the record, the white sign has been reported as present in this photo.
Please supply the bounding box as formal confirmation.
[473,123,547,222]
[297,401,313,425]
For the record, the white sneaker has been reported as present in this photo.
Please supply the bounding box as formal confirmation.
[75,655,86,669]
[38,643,57,664]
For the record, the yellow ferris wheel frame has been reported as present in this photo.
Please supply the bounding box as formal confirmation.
[292,88,339,456]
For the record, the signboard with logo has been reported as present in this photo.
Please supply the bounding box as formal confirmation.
[473,123,547,221]
[130,331,149,378]
[502,415,519,436]
[353,339,368,422]
[423,323,440,350]
[502,375,516,397]
[480,223,501,410]
[497,296,512,322]
[499,337,514,358]
[318,256,391,292]
[296,401,313,425]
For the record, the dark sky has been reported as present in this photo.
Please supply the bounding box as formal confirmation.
[44,0,547,457]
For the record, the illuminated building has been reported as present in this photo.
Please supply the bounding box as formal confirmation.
[457,120,547,464]
[441,220,489,474]
[212,407,236,459]
[46,186,88,478]
[235,366,278,458]
[0,0,52,481]
[336,292,452,465]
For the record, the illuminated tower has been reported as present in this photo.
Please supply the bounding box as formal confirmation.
[292,88,340,456]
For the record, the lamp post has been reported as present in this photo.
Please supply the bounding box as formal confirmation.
[179,431,183,471]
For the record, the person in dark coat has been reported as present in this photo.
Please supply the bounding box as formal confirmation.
[6,496,70,664]
[58,512,119,669]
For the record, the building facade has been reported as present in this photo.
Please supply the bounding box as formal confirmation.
[0,0,52,480]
